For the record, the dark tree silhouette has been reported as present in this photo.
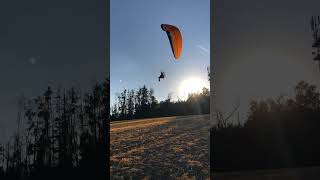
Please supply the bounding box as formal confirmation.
[211,80,320,173]
[0,79,109,180]
[111,86,210,121]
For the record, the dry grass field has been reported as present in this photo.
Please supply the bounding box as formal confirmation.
[110,115,212,179]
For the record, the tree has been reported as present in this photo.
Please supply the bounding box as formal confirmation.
[111,104,119,119]
[118,89,127,118]
[135,86,149,118]
[126,90,135,118]
[295,81,320,111]
[148,88,158,115]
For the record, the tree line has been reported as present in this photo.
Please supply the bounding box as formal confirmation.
[0,79,109,180]
[111,85,210,121]
[211,80,320,172]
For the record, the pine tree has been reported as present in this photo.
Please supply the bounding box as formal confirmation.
[127,90,135,118]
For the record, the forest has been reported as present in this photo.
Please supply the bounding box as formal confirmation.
[211,81,320,172]
[0,79,109,180]
[110,86,210,121]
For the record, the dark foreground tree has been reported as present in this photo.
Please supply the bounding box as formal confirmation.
[0,78,109,180]
[211,80,320,173]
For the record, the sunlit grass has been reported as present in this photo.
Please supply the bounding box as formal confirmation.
[110,115,212,179]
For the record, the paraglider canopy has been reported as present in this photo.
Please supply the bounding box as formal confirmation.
[161,24,183,59]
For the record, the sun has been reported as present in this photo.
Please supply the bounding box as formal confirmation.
[178,77,208,100]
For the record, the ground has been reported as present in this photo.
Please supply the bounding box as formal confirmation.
[213,166,320,180]
[110,114,212,179]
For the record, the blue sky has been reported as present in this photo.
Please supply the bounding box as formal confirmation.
[110,0,210,106]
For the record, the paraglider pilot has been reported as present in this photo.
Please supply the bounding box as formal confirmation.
[158,72,165,82]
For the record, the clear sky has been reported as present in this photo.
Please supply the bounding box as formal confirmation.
[211,0,320,123]
[0,0,108,142]
[110,0,210,106]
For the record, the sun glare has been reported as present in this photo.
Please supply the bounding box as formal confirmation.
[178,77,208,100]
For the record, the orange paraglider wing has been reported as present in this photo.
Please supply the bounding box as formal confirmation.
[161,24,182,59]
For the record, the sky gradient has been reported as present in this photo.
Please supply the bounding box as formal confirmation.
[0,0,108,142]
[211,0,320,123]
[110,0,210,106]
